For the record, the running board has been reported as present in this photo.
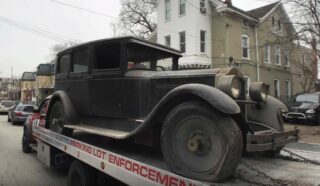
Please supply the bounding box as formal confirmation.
[64,124,130,139]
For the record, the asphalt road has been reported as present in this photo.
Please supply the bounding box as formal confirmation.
[0,115,67,186]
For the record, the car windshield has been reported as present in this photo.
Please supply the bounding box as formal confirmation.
[295,94,319,103]
[1,101,14,107]
[127,43,177,71]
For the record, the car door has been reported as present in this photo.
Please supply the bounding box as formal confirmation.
[89,42,124,118]
[68,47,91,115]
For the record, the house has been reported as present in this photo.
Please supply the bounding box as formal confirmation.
[0,78,21,101]
[21,72,36,104]
[156,0,318,103]
[35,63,55,104]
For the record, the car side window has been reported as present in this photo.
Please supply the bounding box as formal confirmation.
[72,48,89,73]
[94,43,120,70]
[58,54,71,74]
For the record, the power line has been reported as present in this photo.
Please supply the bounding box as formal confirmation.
[49,0,118,20]
[0,15,81,43]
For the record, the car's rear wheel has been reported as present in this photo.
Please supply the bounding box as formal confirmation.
[161,101,243,182]
[7,115,11,122]
[49,101,73,136]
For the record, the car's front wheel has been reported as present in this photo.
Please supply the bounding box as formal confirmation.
[161,101,243,182]
[49,101,73,136]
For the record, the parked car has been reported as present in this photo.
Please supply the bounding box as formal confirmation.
[7,101,21,122]
[283,92,320,124]
[11,104,38,125]
[46,37,298,181]
[22,96,50,153]
[0,100,15,114]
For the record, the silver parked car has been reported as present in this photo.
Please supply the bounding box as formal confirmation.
[11,104,37,125]
[0,100,15,114]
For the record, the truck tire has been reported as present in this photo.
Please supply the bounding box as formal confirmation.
[49,101,73,136]
[68,160,97,186]
[161,101,243,182]
[22,124,32,153]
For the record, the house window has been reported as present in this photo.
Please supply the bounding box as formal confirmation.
[200,0,206,13]
[278,20,281,31]
[284,49,289,66]
[241,35,249,59]
[275,45,281,65]
[286,80,291,100]
[165,0,171,21]
[200,30,206,53]
[264,43,270,63]
[274,79,280,98]
[165,35,171,47]
[272,16,275,30]
[179,0,186,16]
[179,31,186,53]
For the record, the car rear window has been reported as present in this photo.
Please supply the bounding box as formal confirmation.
[1,101,14,107]
[16,106,24,111]
[23,106,35,112]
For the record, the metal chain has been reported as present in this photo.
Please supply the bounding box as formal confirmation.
[235,160,288,186]
[277,149,320,166]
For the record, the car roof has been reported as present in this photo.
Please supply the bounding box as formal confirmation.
[57,36,182,58]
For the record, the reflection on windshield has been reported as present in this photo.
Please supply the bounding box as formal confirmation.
[296,94,319,103]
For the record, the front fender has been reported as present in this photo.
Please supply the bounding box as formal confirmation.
[155,83,241,115]
[45,91,79,127]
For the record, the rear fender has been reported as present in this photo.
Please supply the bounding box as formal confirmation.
[45,91,79,128]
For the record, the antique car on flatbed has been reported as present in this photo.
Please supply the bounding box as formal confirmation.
[45,36,298,182]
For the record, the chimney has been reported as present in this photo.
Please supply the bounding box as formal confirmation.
[224,0,232,6]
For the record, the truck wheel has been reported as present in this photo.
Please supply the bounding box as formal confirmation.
[68,160,97,186]
[49,101,73,136]
[161,101,243,182]
[22,125,32,153]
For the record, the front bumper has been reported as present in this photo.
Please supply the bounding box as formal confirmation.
[0,108,9,113]
[282,112,318,122]
[246,129,299,152]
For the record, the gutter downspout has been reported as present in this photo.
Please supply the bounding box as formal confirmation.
[255,26,260,82]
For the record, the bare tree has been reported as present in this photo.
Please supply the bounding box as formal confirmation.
[49,41,78,60]
[118,0,157,39]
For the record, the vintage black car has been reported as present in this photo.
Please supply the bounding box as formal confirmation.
[283,92,320,124]
[46,37,298,182]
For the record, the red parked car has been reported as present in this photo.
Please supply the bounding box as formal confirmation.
[22,96,51,153]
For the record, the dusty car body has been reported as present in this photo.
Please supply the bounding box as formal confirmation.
[46,37,298,181]
[283,92,320,124]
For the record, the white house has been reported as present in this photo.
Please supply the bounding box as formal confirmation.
[157,0,223,68]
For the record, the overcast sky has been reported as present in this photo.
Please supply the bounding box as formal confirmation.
[0,0,274,78]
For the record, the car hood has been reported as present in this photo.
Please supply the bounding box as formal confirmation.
[287,102,319,112]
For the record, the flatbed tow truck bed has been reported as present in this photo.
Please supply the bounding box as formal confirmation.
[32,126,320,186]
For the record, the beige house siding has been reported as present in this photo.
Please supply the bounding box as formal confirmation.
[210,4,314,103]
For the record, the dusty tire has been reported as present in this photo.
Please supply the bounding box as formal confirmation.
[49,101,73,136]
[7,116,11,122]
[22,124,32,153]
[161,101,243,182]
[68,160,97,186]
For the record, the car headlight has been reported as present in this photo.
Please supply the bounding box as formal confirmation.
[249,82,269,102]
[306,109,316,114]
[217,75,242,99]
